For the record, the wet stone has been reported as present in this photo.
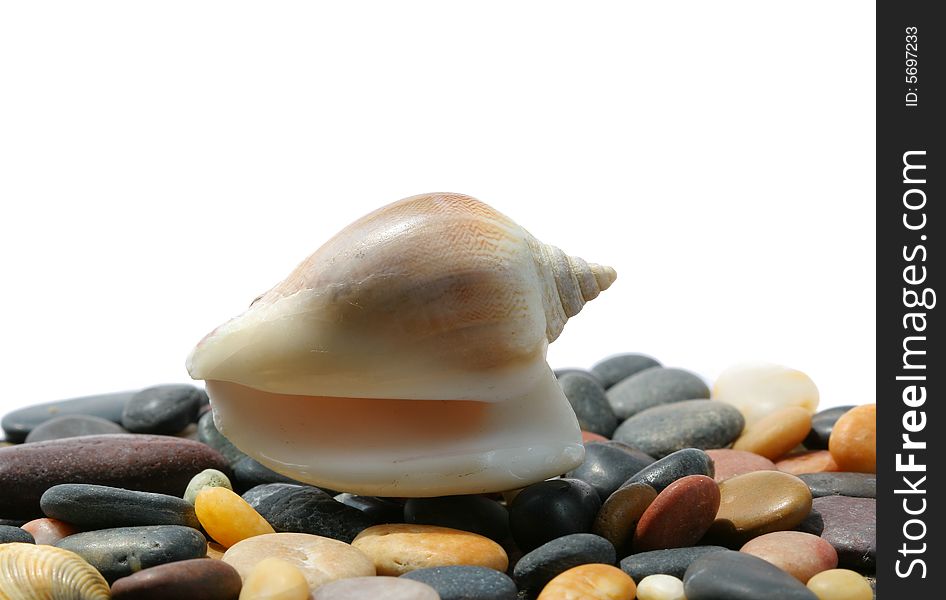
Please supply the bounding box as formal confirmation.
[404,495,509,542]
[246,483,375,544]
[776,450,839,476]
[683,550,818,600]
[593,482,658,553]
[0,524,33,544]
[619,546,728,581]
[335,493,407,524]
[1,391,134,443]
[509,478,601,552]
[317,576,441,600]
[805,406,855,450]
[110,558,242,600]
[512,533,616,595]
[591,353,662,389]
[0,434,229,520]
[537,563,636,600]
[740,531,838,583]
[566,441,655,500]
[40,483,200,529]
[623,448,715,493]
[352,524,507,576]
[812,496,876,570]
[197,410,248,466]
[706,449,776,482]
[24,415,126,443]
[612,400,744,459]
[121,384,205,435]
[56,524,207,583]
[20,517,79,545]
[559,373,618,437]
[402,566,517,600]
[706,470,813,547]
[607,367,710,420]
[632,475,720,552]
[800,473,876,499]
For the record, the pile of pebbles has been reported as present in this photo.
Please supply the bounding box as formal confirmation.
[0,355,876,600]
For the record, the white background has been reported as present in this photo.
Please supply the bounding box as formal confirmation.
[0,1,875,426]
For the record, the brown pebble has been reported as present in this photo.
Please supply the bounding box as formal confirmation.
[828,405,876,473]
[707,470,813,546]
[592,482,658,552]
[537,563,636,600]
[740,530,838,582]
[632,475,720,552]
[733,406,812,460]
[706,449,777,482]
[111,558,242,600]
[352,524,508,576]
[776,450,839,475]
[20,518,79,545]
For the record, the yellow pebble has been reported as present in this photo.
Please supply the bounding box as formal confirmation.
[733,406,812,460]
[537,563,636,600]
[195,487,275,548]
[806,569,873,600]
[240,557,310,600]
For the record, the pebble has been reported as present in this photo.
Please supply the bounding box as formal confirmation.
[776,451,839,475]
[240,557,310,600]
[707,470,813,546]
[0,434,229,519]
[732,406,812,460]
[804,406,855,450]
[24,414,127,443]
[0,524,34,543]
[242,483,305,507]
[335,493,406,524]
[607,367,710,420]
[509,478,601,551]
[799,472,876,499]
[706,449,776,482]
[223,532,376,592]
[352,524,508,576]
[632,475,720,552]
[40,483,200,529]
[536,563,636,600]
[740,531,838,582]
[592,482,658,553]
[828,405,876,473]
[619,546,728,581]
[195,487,275,548]
[559,372,618,437]
[623,448,715,493]
[795,507,825,536]
[198,410,249,466]
[20,517,79,545]
[316,576,441,600]
[0,518,26,527]
[121,384,206,435]
[110,558,242,600]
[635,574,687,600]
[233,456,308,492]
[591,353,662,389]
[582,431,610,443]
[513,533,616,594]
[404,495,508,542]
[712,362,819,427]
[185,468,234,505]
[56,524,207,583]
[1,390,134,443]
[566,441,655,500]
[683,550,818,599]
[402,566,517,600]
[246,484,374,544]
[812,496,876,570]
[612,400,744,458]
[806,568,874,600]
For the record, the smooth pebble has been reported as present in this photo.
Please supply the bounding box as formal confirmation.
[111,558,242,600]
[806,568,874,600]
[198,410,249,466]
[683,550,818,600]
[20,517,79,545]
[593,482,658,553]
[632,475,719,552]
[804,406,855,450]
[636,574,687,600]
[712,362,819,426]
[799,472,876,499]
[41,483,200,529]
[812,496,875,570]
[591,353,662,389]
[24,414,126,443]
[612,400,743,459]
[559,372,618,437]
[707,470,813,546]
[513,533,616,594]
[334,493,406,524]
[1,391,133,443]
[185,468,234,505]
[732,406,812,460]
[740,530,838,582]
[607,367,709,420]
[239,557,310,600]
[402,566,517,600]
[776,451,839,475]
[537,563,636,600]
[509,478,601,551]
[316,576,441,600]
[0,524,34,544]
[828,405,876,473]
[706,449,776,482]
[566,441,655,500]
[623,448,715,493]
[121,384,205,435]
[352,524,507,576]
[246,484,374,544]
[404,495,508,542]
[196,487,275,548]
[620,546,728,581]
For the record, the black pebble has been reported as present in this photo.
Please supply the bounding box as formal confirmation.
[622,448,715,493]
[619,546,728,581]
[800,472,876,499]
[335,493,406,524]
[402,566,517,600]
[404,495,509,542]
[591,353,662,389]
[232,456,308,492]
[559,373,618,437]
[509,478,601,552]
[804,406,855,449]
[244,484,374,543]
[40,483,200,530]
[121,385,204,435]
[513,533,616,595]
[0,524,34,544]
[197,410,248,467]
[566,441,655,500]
[683,550,818,600]
[24,415,126,443]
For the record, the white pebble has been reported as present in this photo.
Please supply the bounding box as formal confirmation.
[712,362,819,426]
[636,573,687,600]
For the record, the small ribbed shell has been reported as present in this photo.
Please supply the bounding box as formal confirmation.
[0,543,110,600]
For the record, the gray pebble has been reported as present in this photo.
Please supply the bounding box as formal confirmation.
[620,545,728,580]
[607,367,709,420]
[24,415,127,443]
[623,448,715,493]
[566,441,655,500]
[402,566,517,600]
[683,550,818,600]
[591,354,662,389]
[121,385,205,435]
[244,484,373,544]
[1,391,134,443]
[0,524,34,544]
[41,483,200,529]
[404,495,509,542]
[804,406,855,449]
[612,400,744,458]
[813,496,876,570]
[799,472,876,499]
[559,373,617,437]
[513,533,616,595]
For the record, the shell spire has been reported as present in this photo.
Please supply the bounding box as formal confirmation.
[534,242,617,343]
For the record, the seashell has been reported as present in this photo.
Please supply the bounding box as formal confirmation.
[186,192,616,496]
[0,543,110,600]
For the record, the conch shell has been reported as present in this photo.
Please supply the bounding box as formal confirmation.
[0,543,110,600]
[186,193,616,496]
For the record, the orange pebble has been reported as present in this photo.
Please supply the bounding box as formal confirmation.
[195,487,275,548]
[776,450,839,475]
[733,406,812,460]
[828,405,876,473]
[537,564,636,600]
[20,518,79,545]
